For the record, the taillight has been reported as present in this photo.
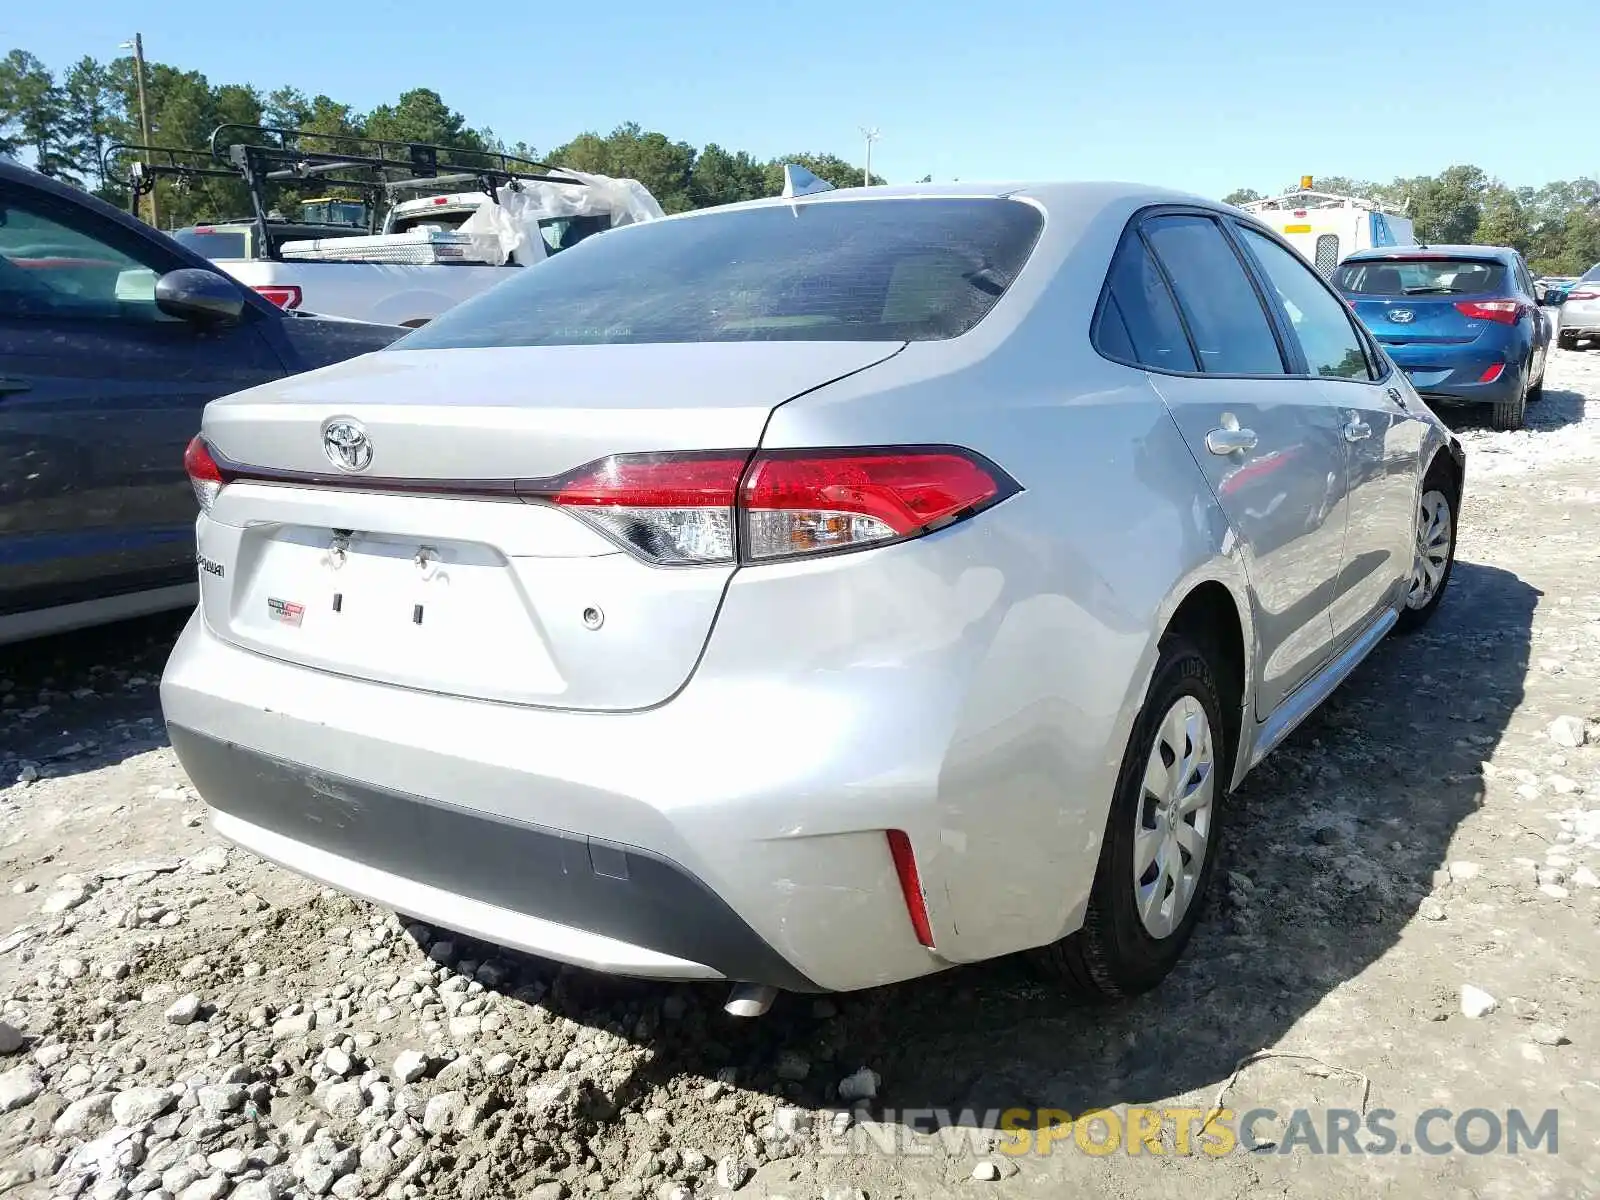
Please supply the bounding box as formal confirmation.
[184,436,228,512]
[1478,363,1506,384]
[543,452,747,565]
[254,285,303,310]
[740,448,1015,561]
[528,446,1019,566]
[1453,299,1524,325]
[1567,289,1600,302]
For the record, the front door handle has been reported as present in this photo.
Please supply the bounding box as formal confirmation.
[1343,418,1372,442]
[1205,426,1258,456]
[0,378,31,397]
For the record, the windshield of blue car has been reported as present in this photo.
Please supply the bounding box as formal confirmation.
[398,198,1045,348]
[1333,258,1508,297]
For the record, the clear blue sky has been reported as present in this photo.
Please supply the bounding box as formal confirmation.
[5,0,1597,197]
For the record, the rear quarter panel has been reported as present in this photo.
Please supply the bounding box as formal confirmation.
[745,194,1256,961]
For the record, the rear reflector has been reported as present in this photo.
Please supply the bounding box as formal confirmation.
[886,830,935,948]
[1478,363,1506,383]
[526,447,1020,566]
[184,436,228,512]
[1453,299,1523,325]
[254,284,303,310]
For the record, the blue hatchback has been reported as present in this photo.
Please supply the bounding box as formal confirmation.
[1332,245,1550,430]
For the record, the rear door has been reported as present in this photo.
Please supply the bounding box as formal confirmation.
[0,177,287,617]
[1233,223,1426,645]
[1112,211,1350,717]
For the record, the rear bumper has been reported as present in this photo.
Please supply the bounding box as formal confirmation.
[1558,308,1600,337]
[168,724,818,989]
[1387,357,1522,407]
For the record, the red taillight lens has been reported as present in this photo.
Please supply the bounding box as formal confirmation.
[254,285,303,310]
[184,436,227,512]
[1566,289,1600,302]
[1453,299,1523,325]
[538,452,748,564]
[526,446,1019,566]
[740,448,1016,561]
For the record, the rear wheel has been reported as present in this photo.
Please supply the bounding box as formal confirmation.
[1031,635,1226,1001]
[1490,373,1526,431]
[1558,330,1577,351]
[1396,479,1457,633]
[1526,355,1544,403]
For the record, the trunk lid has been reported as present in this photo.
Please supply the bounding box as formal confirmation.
[196,341,902,710]
[1348,295,1486,346]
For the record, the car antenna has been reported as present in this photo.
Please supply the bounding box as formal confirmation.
[780,164,833,215]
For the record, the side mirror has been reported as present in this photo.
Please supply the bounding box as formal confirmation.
[155,268,246,327]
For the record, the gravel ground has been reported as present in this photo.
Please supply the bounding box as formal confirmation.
[3,350,1599,1200]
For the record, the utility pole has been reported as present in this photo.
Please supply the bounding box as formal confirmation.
[121,34,158,227]
[860,126,879,187]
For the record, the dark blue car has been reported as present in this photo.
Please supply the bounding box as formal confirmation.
[1,158,405,645]
[1332,245,1550,431]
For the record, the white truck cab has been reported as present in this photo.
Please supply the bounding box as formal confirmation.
[1239,177,1415,277]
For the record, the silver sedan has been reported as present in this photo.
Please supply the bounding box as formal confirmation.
[160,180,1465,1011]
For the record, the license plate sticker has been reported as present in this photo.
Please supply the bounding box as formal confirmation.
[267,597,306,627]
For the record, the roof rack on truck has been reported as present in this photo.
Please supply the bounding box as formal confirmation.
[1238,176,1415,276]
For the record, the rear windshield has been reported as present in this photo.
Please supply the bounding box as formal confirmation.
[1332,257,1507,296]
[398,197,1045,348]
[1580,262,1600,283]
[388,210,475,235]
[171,228,249,260]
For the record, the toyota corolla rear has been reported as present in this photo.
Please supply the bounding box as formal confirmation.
[1333,252,1535,406]
[160,191,1069,996]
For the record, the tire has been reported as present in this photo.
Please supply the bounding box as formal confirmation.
[1526,356,1544,403]
[1395,476,1457,634]
[1558,330,1577,351]
[1031,634,1227,1001]
[1490,375,1526,431]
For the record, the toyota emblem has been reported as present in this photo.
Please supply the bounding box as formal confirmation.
[322,418,373,472]
[1389,308,1415,324]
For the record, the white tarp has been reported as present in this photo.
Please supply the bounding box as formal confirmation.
[456,170,665,266]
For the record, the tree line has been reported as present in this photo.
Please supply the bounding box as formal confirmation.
[0,46,887,228]
[1224,169,1600,276]
[4,45,1597,274]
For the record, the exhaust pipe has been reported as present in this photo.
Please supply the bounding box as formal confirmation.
[724,983,779,1017]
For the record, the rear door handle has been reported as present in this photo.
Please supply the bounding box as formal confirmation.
[1343,418,1372,442]
[0,378,31,397]
[1205,427,1258,455]
[1386,386,1408,409]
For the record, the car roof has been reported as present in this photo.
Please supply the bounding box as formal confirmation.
[1342,243,1520,264]
[635,179,1247,230]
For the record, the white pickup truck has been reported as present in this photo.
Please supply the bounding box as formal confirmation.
[202,172,662,326]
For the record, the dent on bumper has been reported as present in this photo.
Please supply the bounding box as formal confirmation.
[169,724,821,990]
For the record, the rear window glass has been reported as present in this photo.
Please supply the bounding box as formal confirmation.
[1333,258,1507,296]
[171,229,249,260]
[1580,262,1600,283]
[398,198,1045,348]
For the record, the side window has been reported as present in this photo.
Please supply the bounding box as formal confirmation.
[1236,226,1374,382]
[1142,214,1285,375]
[1093,234,1197,372]
[0,189,177,323]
